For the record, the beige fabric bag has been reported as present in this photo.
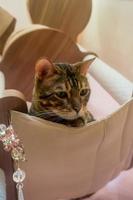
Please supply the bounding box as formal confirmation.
[11,98,133,200]
[10,63,133,200]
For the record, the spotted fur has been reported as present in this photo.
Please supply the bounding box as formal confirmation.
[30,58,96,127]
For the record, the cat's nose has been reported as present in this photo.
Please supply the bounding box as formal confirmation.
[73,106,81,113]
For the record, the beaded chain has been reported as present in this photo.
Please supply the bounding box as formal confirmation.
[0,124,26,200]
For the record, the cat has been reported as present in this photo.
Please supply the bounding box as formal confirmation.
[30,57,96,127]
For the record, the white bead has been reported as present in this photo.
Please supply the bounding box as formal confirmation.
[13,168,26,183]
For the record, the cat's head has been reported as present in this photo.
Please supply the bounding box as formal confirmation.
[33,57,96,120]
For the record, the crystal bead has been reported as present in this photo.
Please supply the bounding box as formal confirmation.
[13,168,26,183]
[11,147,25,161]
[0,124,7,136]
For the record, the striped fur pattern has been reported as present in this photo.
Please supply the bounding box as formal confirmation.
[30,58,95,127]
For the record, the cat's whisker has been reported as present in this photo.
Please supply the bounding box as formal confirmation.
[33,111,56,118]
[35,110,54,115]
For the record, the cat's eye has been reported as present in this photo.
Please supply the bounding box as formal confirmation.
[80,89,90,96]
[56,91,68,99]
[39,93,52,99]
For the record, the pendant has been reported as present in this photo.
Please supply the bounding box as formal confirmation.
[13,168,26,200]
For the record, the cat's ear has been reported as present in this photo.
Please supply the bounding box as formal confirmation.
[76,57,96,76]
[35,58,55,79]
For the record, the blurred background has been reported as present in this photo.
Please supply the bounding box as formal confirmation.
[79,0,133,82]
[0,0,133,81]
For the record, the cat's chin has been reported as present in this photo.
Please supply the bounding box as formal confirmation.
[52,110,83,120]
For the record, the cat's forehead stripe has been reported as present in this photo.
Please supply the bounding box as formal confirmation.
[65,81,71,91]
[66,65,78,89]
[56,63,79,89]
[68,75,78,89]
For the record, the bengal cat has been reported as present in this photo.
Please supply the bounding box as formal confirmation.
[30,57,96,127]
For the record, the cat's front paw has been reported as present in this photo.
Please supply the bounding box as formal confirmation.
[69,117,85,127]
